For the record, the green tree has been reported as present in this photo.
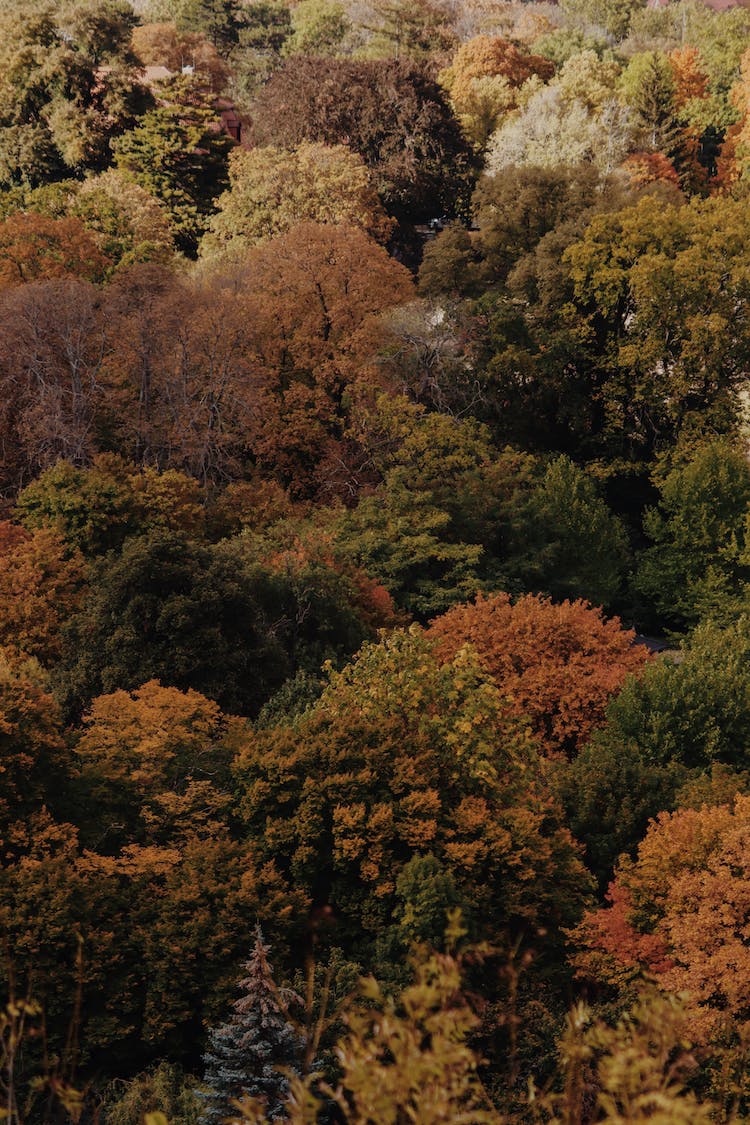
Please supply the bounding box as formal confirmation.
[113,76,234,254]
[283,0,350,56]
[555,195,750,470]
[555,618,750,885]
[560,0,645,42]
[505,455,629,608]
[57,0,139,64]
[168,0,244,53]
[16,456,141,556]
[636,440,750,632]
[362,0,455,60]
[54,532,292,718]
[333,485,484,618]
[17,458,207,555]
[200,927,302,1123]
[619,51,688,174]
[0,0,149,187]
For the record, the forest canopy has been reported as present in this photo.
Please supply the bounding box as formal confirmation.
[3,1,750,1123]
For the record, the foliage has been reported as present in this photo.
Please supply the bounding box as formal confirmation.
[573,793,750,1057]
[248,58,477,223]
[0,213,109,288]
[503,454,630,608]
[1,2,750,1114]
[0,521,85,664]
[321,947,500,1125]
[235,628,593,966]
[200,927,302,1123]
[636,440,750,632]
[545,990,718,1124]
[53,532,293,718]
[555,617,750,886]
[132,21,230,91]
[439,36,554,148]
[283,0,350,57]
[485,85,632,177]
[101,1062,202,1125]
[332,485,484,618]
[200,144,393,260]
[560,0,645,41]
[16,457,205,555]
[113,75,234,254]
[73,679,240,849]
[0,0,149,188]
[203,221,413,495]
[428,592,649,758]
[163,0,245,53]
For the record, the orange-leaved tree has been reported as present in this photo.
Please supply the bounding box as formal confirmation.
[572,794,750,1046]
[0,521,86,663]
[0,213,110,289]
[428,593,650,758]
[73,680,243,849]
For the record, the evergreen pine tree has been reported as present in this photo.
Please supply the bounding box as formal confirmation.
[199,926,302,1123]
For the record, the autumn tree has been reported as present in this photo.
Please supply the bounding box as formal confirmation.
[669,45,709,109]
[199,144,393,261]
[0,213,109,289]
[309,948,501,1125]
[546,991,719,1125]
[235,628,592,968]
[428,593,650,758]
[439,36,554,148]
[248,58,476,223]
[103,271,259,483]
[485,85,632,176]
[0,651,68,838]
[0,279,110,478]
[210,221,413,494]
[73,680,240,849]
[441,35,554,103]
[72,170,175,269]
[555,50,621,112]
[0,808,296,1076]
[132,22,231,91]
[0,521,85,664]
[572,793,750,1069]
